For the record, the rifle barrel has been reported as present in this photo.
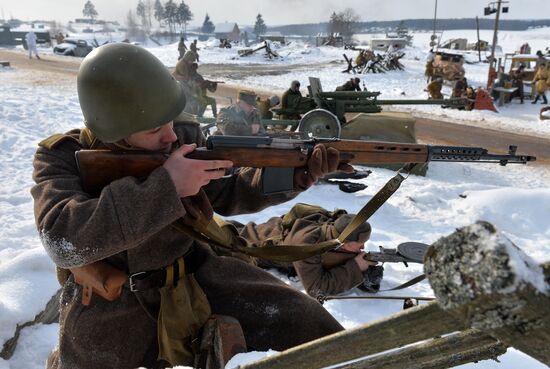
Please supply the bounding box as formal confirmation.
[75,136,535,193]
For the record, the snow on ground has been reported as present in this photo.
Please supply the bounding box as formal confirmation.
[1,28,550,369]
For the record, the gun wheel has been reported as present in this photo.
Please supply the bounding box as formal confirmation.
[297,109,341,138]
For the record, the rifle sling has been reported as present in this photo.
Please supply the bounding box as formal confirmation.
[171,218,341,263]
[378,273,426,292]
[336,164,419,244]
[171,164,419,263]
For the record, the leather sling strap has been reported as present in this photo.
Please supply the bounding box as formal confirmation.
[171,164,420,263]
[336,164,419,244]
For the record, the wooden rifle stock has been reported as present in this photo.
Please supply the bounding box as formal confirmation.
[75,136,535,194]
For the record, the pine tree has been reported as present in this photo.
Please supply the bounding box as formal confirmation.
[253,13,267,37]
[153,0,164,27]
[136,0,146,27]
[177,1,193,34]
[164,0,178,34]
[201,13,215,34]
[82,0,98,23]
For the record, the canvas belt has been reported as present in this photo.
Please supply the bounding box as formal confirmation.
[126,248,202,292]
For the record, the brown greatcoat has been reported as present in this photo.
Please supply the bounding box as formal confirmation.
[228,211,369,297]
[32,120,343,369]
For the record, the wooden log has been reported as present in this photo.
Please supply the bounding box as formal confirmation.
[330,329,506,369]
[425,221,550,365]
[237,302,465,369]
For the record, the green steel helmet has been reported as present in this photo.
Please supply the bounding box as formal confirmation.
[77,43,185,143]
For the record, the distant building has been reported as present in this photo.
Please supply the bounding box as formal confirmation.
[370,37,407,51]
[214,22,240,42]
[260,32,286,44]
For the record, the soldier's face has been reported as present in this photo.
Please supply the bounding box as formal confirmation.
[125,121,177,152]
[341,241,364,253]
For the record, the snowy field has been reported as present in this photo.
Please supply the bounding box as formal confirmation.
[1,28,550,369]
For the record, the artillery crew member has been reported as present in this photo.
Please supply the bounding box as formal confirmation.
[216,203,382,297]
[256,95,280,120]
[425,49,435,83]
[177,36,187,60]
[32,43,348,369]
[452,77,468,98]
[216,90,265,136]
[336,77,362,92]
[427,78,443,100]
[281,80,316,120]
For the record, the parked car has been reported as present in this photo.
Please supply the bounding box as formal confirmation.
[53,38,93,57]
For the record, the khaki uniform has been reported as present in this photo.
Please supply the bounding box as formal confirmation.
[532,66,549,104]
[257,99,274,120]
[533,67,549,94]
[32,121,342,369]
[190,42,199,62]
[427,80,443,100]
[335,80,361,92]
[425,61,434,82]
[216,104,265,136]
[281,88,310,120]
[226,209,370,297]
[177,40,187,60]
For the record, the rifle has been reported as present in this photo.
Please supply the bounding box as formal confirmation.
[321,242,429,269]
[75,135,535,194]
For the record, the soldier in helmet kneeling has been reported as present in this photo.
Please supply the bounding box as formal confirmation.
[32,43,352,369]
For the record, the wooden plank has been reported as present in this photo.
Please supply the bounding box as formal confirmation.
[238,302,464,369]
[331,329,506,369]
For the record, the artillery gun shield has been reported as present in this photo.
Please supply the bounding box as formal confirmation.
[297,109,341,138]
[396,242,429,263]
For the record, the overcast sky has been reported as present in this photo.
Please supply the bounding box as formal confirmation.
[1,0,548,27]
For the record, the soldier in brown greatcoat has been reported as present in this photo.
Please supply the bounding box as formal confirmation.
[32,43,351,369]
[218,203,381,297]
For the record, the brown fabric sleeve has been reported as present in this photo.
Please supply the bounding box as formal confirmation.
[31,142,185,268]
[294,256,364,297]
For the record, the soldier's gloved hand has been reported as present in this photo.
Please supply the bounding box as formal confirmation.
[294,144,354,190]
[181,189,214,220]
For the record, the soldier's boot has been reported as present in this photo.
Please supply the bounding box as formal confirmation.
[194,315,247,369]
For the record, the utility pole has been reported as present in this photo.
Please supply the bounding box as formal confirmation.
[484,0,509,90]
[488,0,503,67]
[429,0,438,49]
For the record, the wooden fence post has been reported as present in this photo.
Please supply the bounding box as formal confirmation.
[425,221,550,365]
